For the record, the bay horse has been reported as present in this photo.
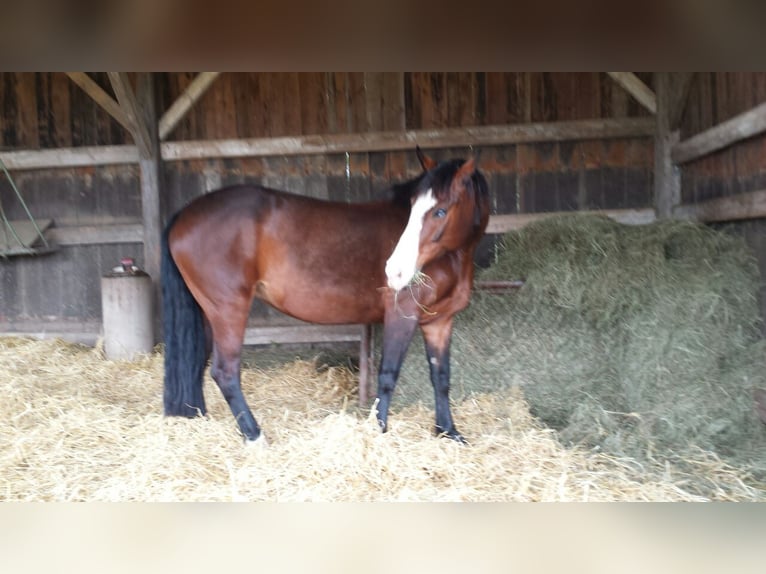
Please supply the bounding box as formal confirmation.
[161,148,490,443]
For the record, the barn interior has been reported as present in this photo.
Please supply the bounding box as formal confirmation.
[1,73,763,339]
[1,72,765,501]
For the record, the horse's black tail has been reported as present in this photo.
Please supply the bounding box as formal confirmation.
[161,213,207,417]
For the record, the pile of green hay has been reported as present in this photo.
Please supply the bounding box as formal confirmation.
[394,214,766,470]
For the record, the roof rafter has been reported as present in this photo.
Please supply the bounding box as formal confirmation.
[65,72,133,133]
[607,72,657,115]
[159,72,220,140]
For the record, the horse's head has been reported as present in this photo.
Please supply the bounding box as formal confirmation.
[385,148,490,291]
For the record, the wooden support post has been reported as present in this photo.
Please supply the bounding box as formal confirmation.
[358,324,375,406]
[139,156,162,284]
[107,72,153,159]
[135,74,163,342]
[654,73,681,219]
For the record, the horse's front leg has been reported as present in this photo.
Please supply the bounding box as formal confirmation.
[376,306,418,433]
[421,316,465,443]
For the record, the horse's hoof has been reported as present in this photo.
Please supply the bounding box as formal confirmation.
[244,433,269,449]
[450,433,468,445]
[436,427,468,444]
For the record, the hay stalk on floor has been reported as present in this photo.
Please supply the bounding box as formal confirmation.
[0,336,763,501]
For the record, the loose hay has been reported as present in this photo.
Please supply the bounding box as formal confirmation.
[1,336,763,501]
[392,214,766,493]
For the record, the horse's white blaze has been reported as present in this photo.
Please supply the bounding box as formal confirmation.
[386,189,437,291]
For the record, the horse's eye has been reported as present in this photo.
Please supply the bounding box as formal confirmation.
[433,208,447,218]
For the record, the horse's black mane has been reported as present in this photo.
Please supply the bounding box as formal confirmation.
[390,159,465,207]
[390,158,489,216]
[391,172,427,208]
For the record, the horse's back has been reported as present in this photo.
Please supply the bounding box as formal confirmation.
[171,184,275,229]
[168,185,406,324]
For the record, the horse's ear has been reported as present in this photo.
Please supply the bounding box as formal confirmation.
[449,156,477,203]
[456,156,476,184]
[416,146,437,171]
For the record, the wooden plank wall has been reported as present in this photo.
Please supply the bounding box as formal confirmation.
[0,72,139,328]
[1,72,654,328]
[680,73,766,204]
[0,164,141,327]
[0,72,131,149]
[678,72,766,326]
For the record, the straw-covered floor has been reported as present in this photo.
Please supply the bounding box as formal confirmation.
[1,335,763,501]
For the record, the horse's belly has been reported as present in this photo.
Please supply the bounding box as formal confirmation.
[255,279,384,324]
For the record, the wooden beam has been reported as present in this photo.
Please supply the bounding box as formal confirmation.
[486,208,656,234]
[607,72,657,115]
[0,145,138,170]
[160,117,655,161]
[0,321,364,350]
[159,72,220,140]
[0,117,654,171]
[674,189,766,223]
[66,72,134,133]
[46,210,657,247]
[243,324,362,345]
[48,223,143,246]
[654,73,681,220]
[107,72,153,158]
[0,323,101,346]
[671,101,766,165]
[475,280,525,292]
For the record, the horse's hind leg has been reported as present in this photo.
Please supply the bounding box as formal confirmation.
[203,315,213,363]
[207,308,262,442]
[210,344,262,441]
[421,316,464,443]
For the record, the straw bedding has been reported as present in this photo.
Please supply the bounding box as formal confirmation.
[1,335,763,501]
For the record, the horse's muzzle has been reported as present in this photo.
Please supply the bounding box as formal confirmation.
[385,265,411,291]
